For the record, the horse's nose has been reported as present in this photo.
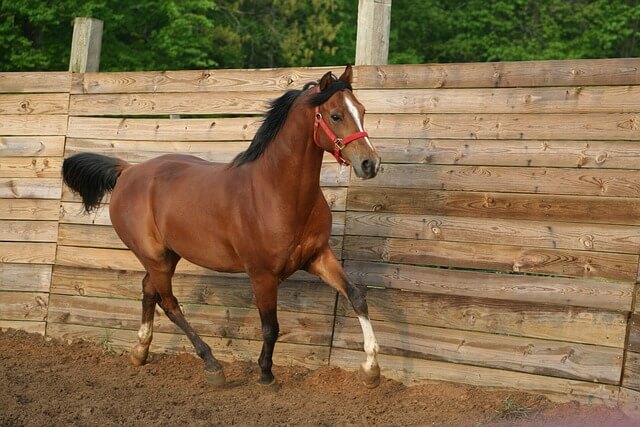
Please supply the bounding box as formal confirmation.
[361,158,377,178]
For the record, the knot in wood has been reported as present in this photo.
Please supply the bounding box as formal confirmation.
[372,203,383,212]
[427,220,442,236]
[579,235,594,249]
[482,196,495,208]
[595,152,608,165]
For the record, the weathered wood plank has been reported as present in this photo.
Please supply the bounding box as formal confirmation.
[365,113,640,140]
[67,116,259,141]
[0,72,71,93]
[374,138,640,169]
[0,136,65,157]
[619,387,640,419]
[0,292,48,321]
[344,260,633,312]
[336,289,627,347]
[0,242,56,264]
[354,164,640,198]
[46,323,329,369]
[0,178,61,199]
[357,86,640,114]
[64,137,339,164]
[343,236,638,283]
[623,351,640,391]
[346,187,640,226]
[71,67,335,94]
[69,91,271,116]
[354,59,640,88]
[0,93,69,115]
[0,157,62,178]
[0,263,51,292]
[0,320,45,334]
[0,220,58,242]
[330,349,618,406]
[334,316,622,384]
[345,212,640,254]
[51,265,336,315]
[57,217,344,249]
[627,314,640,352]
[0,199,61,220]
[47,294,333,346]
[0,115,68,136]
[55,239,344,274]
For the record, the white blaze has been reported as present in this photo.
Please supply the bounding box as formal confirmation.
[344,96,375,151]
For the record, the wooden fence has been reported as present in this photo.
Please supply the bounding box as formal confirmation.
[2,58,640,413]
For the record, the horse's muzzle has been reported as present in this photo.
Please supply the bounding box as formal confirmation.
[354,155,381,180]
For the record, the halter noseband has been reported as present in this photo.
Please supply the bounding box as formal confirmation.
[312,88,369,165]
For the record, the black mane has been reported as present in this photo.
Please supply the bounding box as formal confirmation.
[231,78,353,167]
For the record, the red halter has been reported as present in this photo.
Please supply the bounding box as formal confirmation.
[312,95,369,165]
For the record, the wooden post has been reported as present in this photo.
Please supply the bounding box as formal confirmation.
[69,17,103,73]
[355,0,392,65]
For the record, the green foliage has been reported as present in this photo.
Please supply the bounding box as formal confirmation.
[0,0,638,71]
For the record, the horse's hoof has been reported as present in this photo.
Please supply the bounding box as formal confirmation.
[359,364,381,389]
[130,346,148,366]
[258,377,280,391]
[204,368,226,387]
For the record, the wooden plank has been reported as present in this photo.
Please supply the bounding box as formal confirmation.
[51,265,336,315]
[47,293,333,346]
[68,17,103,73]
[354,58,640,88]
[365,113,640,141]
[345,212,640,254]
[334,316,622,384]
[344,260,633,312]
[55,239,344,274]
[346,187,640,226]
[57,217,344,249]
[0,320,45,334]
[0,199,61,220]
[0,157,62,178]
[0,72,71,93]
[67,116,259,141]
[0,242,56,264]
[619,387,640,419]
[627,314,640,352]
[0,115,67,136]
[357,86,640,114]
[46,323,329,369]
[0,263,51,292]
[0,292,48,321]
[330,349,619,406]
[343,236,638,283]
[623,351,640,391]
[374,138,640,169]
[71,67,335,94]
[336,288,627,347]
[0,178,61,199]
[64,137,340,165]
[69,91,272,116]
[354,164,640,198]
[0,136,65,157]
[0,93,68,115]
[0,220,58,242]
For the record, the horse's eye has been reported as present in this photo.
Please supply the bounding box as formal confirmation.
[331,114,341,122]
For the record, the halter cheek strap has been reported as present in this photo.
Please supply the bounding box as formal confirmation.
[313,106,369,165]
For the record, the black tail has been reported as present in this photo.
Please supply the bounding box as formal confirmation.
[62,153,126,212]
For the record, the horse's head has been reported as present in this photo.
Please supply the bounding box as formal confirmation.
[310,65,381,180]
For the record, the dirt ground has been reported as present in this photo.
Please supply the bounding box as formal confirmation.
[0,329,636,426]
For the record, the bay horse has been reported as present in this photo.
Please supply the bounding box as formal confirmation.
[62,65,381,388]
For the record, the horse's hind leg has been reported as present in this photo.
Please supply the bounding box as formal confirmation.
[307,247,380,388]
[130,273,160,366]
[148,260,225,386]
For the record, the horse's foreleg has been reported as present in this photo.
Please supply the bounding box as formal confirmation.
[152,270,225,386]
[307,247,381,388]
[130,273,159,366]
[250,275,279,385]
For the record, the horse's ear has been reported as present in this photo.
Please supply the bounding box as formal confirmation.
[319,71,334,92]
[338,65,353,85]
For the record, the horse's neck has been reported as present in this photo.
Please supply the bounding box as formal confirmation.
[251,109,324,208]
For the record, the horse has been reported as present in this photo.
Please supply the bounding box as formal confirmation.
[62,65,382,388]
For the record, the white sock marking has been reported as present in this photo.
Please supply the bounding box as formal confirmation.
[358,315,380,371]
[137,321,153,345]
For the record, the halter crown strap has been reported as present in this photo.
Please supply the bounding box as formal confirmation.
[313,105,369,165]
